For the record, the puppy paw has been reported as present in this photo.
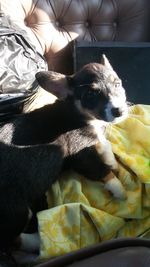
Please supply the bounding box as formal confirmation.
[108,158,118,171]
[104,176,127,200]
[19,233,40,253]
[103,156,118,172]
[98,141,119,171]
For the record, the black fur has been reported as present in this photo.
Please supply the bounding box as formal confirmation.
[0,104,107,250]
[0,57,127,251]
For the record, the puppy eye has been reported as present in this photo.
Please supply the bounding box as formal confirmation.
[86,90,98,98]
[81,90,99,109]
[114,80,121,88]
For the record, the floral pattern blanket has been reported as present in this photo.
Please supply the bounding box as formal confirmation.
[37,105,150,260]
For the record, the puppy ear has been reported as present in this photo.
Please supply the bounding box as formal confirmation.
[35,71,71,99]
[101,54,113,71]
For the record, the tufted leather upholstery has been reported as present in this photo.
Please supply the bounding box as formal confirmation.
[1,0,150,74]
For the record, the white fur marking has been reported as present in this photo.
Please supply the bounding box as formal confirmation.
[20,233,40,252]
[101,141,118,170]
[105,102,114,122]
[89,119,107,142]
[89,119,118,169]
[104,177,126,200]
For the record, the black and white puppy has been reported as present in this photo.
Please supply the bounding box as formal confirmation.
[0,55,128,253]
[35,54,128,198]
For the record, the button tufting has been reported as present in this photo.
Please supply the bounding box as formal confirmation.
[113,22,117,27]
[85,20,91,28]
[55,21,60,27]
[85,21,89,27]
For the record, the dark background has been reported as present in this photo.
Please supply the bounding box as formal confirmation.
[74,42,150,105]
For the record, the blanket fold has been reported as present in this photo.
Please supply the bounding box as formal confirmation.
[37,105,150,260]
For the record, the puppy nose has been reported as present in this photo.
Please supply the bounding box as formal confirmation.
[111,107,121,117]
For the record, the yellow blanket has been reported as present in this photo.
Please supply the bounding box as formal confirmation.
[37,104,150,260]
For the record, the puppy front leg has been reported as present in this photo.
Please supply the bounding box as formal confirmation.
[19,233,40,253]
[95,138,118,171]
[89,120,118,171]
[96,140,126,199]
[94,132,126,199]
[103,172,127,200]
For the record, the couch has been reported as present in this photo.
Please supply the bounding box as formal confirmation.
[1,0,150,266]
[1,0,150,75]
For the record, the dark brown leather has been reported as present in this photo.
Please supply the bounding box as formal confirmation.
[1,0,150,74]
[35,238,150,267]
[1,2,150,265]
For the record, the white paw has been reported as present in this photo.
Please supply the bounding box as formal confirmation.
[100,140,118,171]
[106,156,118,171]
[20,233,40,252]
[104,177,127,200]
[103,154,118,171]
[109,158,118,171]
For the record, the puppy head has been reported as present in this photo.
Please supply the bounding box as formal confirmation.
[36,55,128,123]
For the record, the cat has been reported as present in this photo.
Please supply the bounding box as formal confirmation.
[0,55,128,254]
